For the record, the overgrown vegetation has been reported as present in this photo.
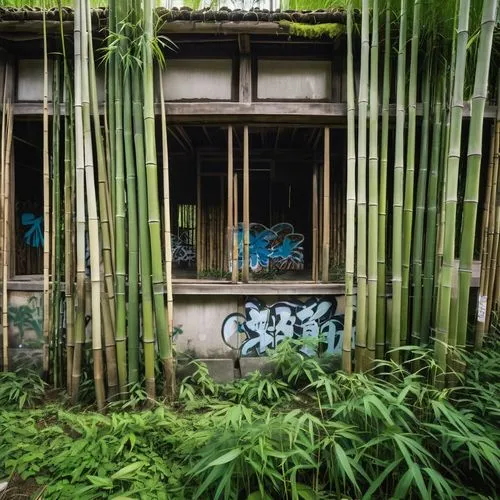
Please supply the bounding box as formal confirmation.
[1,339,499,499]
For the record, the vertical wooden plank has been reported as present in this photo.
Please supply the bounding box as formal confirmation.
[196,154,201,275]
[238,35,251,103]
[227,126,233,274]
[322,127,331,282]
[243,125,250,282]
[232,172,239,282]
[312,163,319,282]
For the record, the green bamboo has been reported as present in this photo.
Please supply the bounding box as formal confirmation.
[85,2,118,398]
[108,0,116,210]
[376,0,391,361]
[51,57,62,388]
[81,0,105,409]
[410,56,431,345]
[113,0,128,394]
[457,0,498,349]
[390,0,407,363]
[159,68,175,396]
[420,80,443,345]
[355,0,369,372]
[124,62,140,390]
[132,64,155,395]
[71,0,87,402]
[435,0,470,383]
[367,0,379,366]
[42,2,50,381]
[401,0,421,344]
[143,0,172,395]
[343,5,356,374]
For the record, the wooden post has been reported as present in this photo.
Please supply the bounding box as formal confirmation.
[312,163,319,282]
[227,126,233,274]
[196,154,201,275]
[243,125,250,282]
[232,172,239,282]
[322,127,331,282]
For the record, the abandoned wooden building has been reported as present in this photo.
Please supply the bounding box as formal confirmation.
[0,3,497,382]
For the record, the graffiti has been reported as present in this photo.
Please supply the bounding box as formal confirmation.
[21,213,43,248]
[233,222,304,272]
[8,295,43,348]
[222,297,354,357]
[172,232,196,266]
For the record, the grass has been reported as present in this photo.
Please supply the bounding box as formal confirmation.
[0,337,499,499]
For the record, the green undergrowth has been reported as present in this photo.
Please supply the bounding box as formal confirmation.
[1,338,499,499]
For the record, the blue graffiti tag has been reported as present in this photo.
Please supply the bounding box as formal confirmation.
[234,222,304,272]
[221,297,355,357]
[21,213,44,248]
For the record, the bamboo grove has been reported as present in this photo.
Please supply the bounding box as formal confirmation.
[0,0,499,407]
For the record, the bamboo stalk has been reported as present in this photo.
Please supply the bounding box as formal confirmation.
[376,0,391,361]
[367,0,379,366]
[1,103,12,372]
[143,0,171,396]
[132,64,156,398]
[71,0,87,402]
[390,0,407,363]
[159,67,175,397]
[81,0,105,409]
[343,6,355,374]
[322,127,331,284]
[411,58,431,345]
[457,0,498,348]
[52,57,62,388]
[312,163,318,282]
[435,0,471,383]
[243,125,250,283]
[401,0,421,345]
[227,126,234,280]
[42,4,51,380]
[196,156,201,275]
[232,172,238,282]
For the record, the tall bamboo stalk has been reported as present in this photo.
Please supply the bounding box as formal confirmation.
[71,0,87,402]
[322,127,330,283]
[113,0,127,394]
[1,104,12,373]
[243,125,250,283]
[143,0,171,395]
[124,59,139,393]
[355,0,369,371]
[457,0,498,349]
[401,0,421,344]
[42,4,51,380]
[159,67,175,397]
[367,0,379,365]
[0,72,5,372]
[52,57,62,387]
[81,0,105,409]
[435,0,470,381]
[410,58,431,344]
[343,6,356,374]
[132,64,156,398]
[390,0,408,362]
[376,0,391,360]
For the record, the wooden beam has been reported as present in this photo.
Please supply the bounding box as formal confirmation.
[196,154,201,275]
[239,34,252,104]
[242,125,250,283]
[322,127,330,282]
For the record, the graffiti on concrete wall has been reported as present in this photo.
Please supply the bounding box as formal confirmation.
[21,213,44,248]
[233,222,304,272]
[222,297,353,357]
[172,232,196,266]
[8,294,43,348]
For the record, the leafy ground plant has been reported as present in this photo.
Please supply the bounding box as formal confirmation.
[0,340,499,499]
